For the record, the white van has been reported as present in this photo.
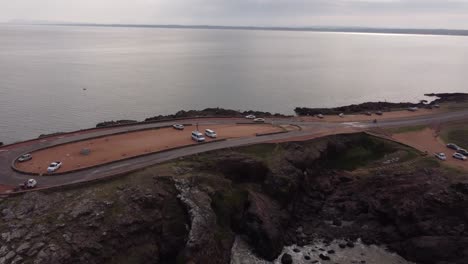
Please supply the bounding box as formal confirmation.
[191,131,206,142]
[205,129,217,138]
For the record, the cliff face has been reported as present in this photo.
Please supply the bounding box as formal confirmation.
[1,133,467,264]
[0,177,189,264]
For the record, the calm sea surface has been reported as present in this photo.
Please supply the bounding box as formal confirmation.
[1,25,468,143]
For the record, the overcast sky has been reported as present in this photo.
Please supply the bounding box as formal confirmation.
[2,0,468,29]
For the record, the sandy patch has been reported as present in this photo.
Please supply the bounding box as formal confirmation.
[300,108,443,123]
[392,128,468,171]
[0,184,14,194]
[15,124,282,174]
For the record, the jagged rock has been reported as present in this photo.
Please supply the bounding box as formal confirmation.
[16,242,31,254]
[319,253,330,260]
[212,153,269,183]
[281,253,293,264]
[27,242,45,257]
[5,251,16,261]
[242,190,289,261]
[11,255,23,264]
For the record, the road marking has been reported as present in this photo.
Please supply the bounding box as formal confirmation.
[110,163,131,169]
[0,150,8,152]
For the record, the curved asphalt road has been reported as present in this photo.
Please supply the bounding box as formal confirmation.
[1,109,467,188]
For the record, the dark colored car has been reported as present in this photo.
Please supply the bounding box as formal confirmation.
[457,148,468,156]
[447,143,460,151]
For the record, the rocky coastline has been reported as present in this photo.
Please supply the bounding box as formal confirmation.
[93,93,468,128]
[294,92,468,116]
[1,133,467,263]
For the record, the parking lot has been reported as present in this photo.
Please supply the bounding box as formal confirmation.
[392,127,468,170]
[14,124,283,174]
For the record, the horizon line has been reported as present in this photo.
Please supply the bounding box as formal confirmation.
[5,21,468,36]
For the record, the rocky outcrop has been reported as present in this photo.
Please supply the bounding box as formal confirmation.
[2,133,468,264]
[0,177,189,264]
[295,101,421,116]
[175,178,233,264]
[144,107,289,122]
[241,191,289,260]
[95,120,138,128]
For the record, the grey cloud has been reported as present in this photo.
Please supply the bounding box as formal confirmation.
[1,0,468,28]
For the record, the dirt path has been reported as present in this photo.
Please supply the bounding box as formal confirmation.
[15,124,282,174]
[300,108,443,123]
[392,128,468,171]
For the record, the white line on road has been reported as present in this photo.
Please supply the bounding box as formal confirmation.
[110,163,131,169]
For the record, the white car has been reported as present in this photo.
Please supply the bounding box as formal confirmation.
[172,124,184,130]
[253,118,265,123]
[245,115,256,119]
[338,113,344,118]
[19,179,37,189]
[17,153,32,162]
[435,153,446,161]
[317,114,324,119]
[47,161,62,173]
[205,129,217,138]
[191,131,205,142]
[453,153,467,161]
[26,179,37,188]
[408,107,419,112]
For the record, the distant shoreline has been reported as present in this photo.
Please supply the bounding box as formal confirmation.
[9,22,468,37]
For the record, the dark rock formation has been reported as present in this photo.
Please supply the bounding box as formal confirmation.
[2,133,468,264]
[95,120,138,128]
[0,177,189,264]
[295,101,421,116]
[281,253,293,264]
[241,191,289,260]
[144,107,289,122]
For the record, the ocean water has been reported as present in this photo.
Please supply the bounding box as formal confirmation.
[1,25,468,143]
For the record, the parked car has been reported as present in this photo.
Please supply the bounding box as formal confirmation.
[47,161,62,173]
[457,148,468,156]
[19,179,37,189]
[245,115,256,119]
[191,131,205,142]
[376,111,383,116]
[317,114,324,119]
[253,118,265,123]
[17,153,32,162]
[435,153,446,161]
[433,104,440,108]
[172,124,184,130]
[447,143,460,151]
[408,107,419,112]
[453,153,467,161]
[205,129,217,138]
[365,112,372,116]
[338,113,344,118]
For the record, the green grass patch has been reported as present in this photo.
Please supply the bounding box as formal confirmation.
[440,124,468,148]
[323,135,401,170]
[236,143,284,165]
[388,125,427,134]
